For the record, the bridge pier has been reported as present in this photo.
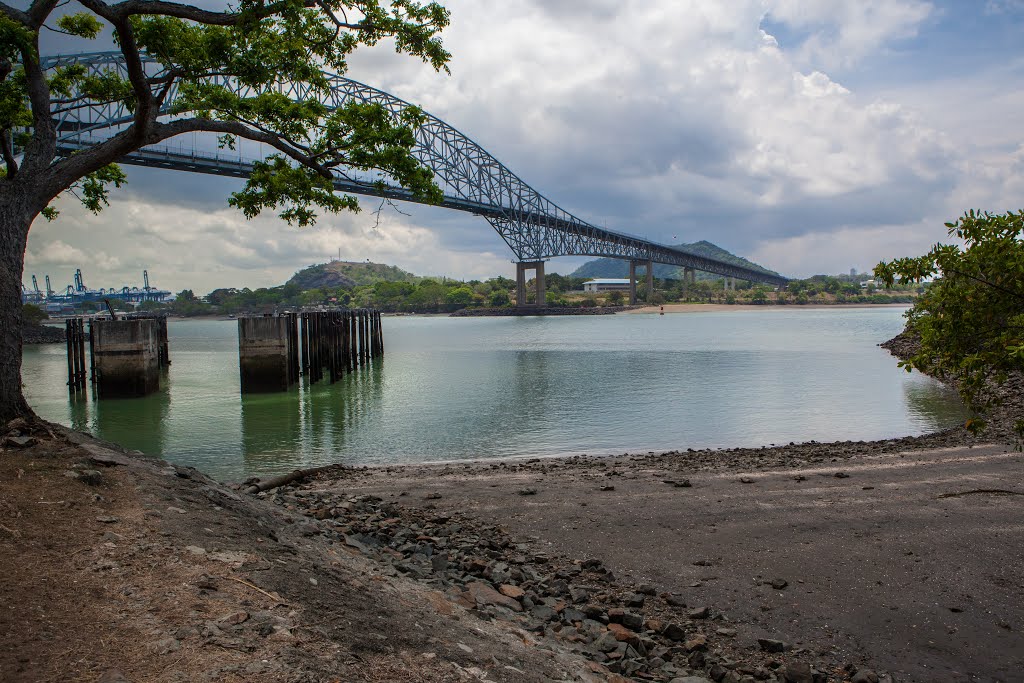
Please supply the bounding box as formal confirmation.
[629,260,654,305]
[516,261,546,306]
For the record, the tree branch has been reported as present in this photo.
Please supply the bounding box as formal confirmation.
[1,130,18,177]
[18,41,58,175]
[945,267,1024,302]
[108,16,155,128]
[28,0,63,27]
[151,118,330,176]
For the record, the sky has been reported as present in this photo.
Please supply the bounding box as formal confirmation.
[21,0,1024,294]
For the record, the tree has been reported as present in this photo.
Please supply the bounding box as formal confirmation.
[488,289,509,307]
[22,302,46,324]
[444,285,473,306]
[875,210,1024,437]
[0,0,451,421]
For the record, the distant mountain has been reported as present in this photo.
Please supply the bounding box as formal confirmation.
[570,241,777,280]
[287,261,418,290]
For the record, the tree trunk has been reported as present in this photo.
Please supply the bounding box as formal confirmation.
[0,189,34,424]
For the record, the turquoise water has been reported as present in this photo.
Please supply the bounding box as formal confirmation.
[22,308,966,481]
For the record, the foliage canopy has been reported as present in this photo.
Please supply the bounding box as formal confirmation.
[875,210,1024,435]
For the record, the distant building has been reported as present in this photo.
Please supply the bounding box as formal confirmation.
[583,278,632,293]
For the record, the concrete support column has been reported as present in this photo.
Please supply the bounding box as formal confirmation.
[91,319,160,398]
[535,260,546,307]
[516,261,546,306]
[238,316,297,393]
[516,262,527,307]
[645,260,654,302]
[629,260,638,305]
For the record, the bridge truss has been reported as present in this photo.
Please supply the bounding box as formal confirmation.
[42,52,787,287]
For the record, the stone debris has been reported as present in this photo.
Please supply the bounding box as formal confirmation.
[256,483,850,683]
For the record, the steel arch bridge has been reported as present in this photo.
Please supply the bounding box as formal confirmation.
[42,51,788,289]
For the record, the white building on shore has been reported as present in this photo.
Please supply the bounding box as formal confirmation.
[583,278,632,293]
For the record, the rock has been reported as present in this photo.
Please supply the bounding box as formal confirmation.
[147,637,180,655]
[757,637,787,653]
[95,515,120,524]
[850,670,880,683]
[770,578,789,590]
[581,558,603,570]
[607,623,639,645]
[218,611,249,626]
[96,670,131,683]
[664,593,687,607]
[662,623,687,641]
[67,469,103,485]
[620,611,644,631]
[625,592,645,608]
[739,477,755,484]
[466,581,522,612]
[781,662,813,683]
[195,574,218,590]
[517,488,537,496]
[688,606,710,620]
[670,677,713,683]
[599,485,615,491]
[431,554,449,572]
[425,492,442,500]
[637,584,657,595]
[835,471,850,478]
[498,584,525,600]
[5,435,36,448]
[715,628,737,637]
[684,634,707,652]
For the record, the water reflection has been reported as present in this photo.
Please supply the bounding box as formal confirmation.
[902,377,968,427]
[240,387,303,471]
[90,373,170,454]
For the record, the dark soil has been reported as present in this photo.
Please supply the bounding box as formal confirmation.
[0,421,602,682]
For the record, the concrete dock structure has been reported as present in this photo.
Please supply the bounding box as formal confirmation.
[238,315,300,393]
[90,319,161,398]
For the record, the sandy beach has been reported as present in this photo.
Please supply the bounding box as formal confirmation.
[623,304,913,314]
[323,437,1023,682]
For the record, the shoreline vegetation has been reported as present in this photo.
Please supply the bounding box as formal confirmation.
[4,331,1022,682]
[35,261,919,320]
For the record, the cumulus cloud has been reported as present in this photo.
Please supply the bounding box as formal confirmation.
[24,0,1024,284]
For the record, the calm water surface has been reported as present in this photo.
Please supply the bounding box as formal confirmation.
[23,308,965,480]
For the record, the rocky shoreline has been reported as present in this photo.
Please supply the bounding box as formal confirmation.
[22,322,65,344]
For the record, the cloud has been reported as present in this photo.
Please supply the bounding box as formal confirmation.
[25,0,1024,285]
[765,0,935,69]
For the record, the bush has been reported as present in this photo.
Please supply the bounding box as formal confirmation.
[580,297,598,308]
[22,303,46,325]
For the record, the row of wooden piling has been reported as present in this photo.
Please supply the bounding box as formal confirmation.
[65,318,88,393]
[300,309,383,386]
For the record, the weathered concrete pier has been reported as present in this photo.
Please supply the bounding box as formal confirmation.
[89,318,161,398]
[238,310,383,393]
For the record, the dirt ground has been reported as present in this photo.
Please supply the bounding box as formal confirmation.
[0,424,605,683]
[338,442,1024,683]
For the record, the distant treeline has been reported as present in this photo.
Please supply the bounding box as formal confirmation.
[42,270,920,317]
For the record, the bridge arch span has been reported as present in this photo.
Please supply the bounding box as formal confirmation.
[43,51,787,288]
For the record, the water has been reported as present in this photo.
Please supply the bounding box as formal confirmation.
[22,308,966,481]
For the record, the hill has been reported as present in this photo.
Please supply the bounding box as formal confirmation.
[570,240,777,280]
[287,261,418,290]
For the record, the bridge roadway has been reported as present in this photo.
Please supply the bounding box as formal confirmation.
[45,51,789,304]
